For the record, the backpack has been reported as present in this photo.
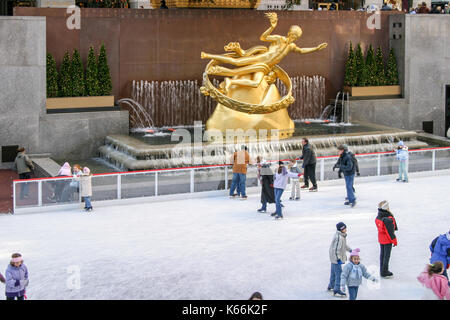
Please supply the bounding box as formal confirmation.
[430,236,439,253]
[349,152,359,173]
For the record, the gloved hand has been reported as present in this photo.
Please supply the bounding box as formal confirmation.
[269,184,273,188]
[340,286,346,293]
[332,165,337,172]
[337,259,343,265]
[357,172,360,176]
[393,239,398,247]
[302,164,304,169]
[338,173,342,179]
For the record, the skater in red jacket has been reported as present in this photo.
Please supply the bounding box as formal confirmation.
[375,200,398,278]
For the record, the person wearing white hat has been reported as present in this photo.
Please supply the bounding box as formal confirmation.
[375,200,398,278]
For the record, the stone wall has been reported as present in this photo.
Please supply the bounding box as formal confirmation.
[351,15,450,137]
[14,8,400,125]
[0,16,129,164]
[0,16,46,158]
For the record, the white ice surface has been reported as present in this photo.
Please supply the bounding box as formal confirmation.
[0,173,449,300]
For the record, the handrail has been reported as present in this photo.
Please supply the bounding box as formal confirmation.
[12,146,450,183]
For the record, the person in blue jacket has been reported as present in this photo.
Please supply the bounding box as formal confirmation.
[429,230,450,284]
[396,141,409,182]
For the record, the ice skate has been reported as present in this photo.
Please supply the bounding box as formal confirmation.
[333,290,346,298]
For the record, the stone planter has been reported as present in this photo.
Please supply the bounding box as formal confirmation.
[343,85,401,97]
[167,0,260,8]
[46,96,115,110]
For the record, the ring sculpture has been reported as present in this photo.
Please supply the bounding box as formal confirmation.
[200,12,327,140]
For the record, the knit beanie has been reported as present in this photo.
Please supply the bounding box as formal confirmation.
[350,248,360,257]
[83,167,91,175]
[378,200,389,211]
[336,222,347,231]
[337,144,348,151]
[398,140,404,146]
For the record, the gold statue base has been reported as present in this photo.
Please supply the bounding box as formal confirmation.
[205,75,295,140]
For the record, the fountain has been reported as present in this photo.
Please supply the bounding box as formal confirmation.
[97,12,431,171]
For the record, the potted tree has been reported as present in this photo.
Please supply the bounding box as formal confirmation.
[46,44,115,111]
[343,43,401,97]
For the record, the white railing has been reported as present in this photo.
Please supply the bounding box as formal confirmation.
[12,147,450,213]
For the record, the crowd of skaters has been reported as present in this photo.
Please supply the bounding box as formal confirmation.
[5,140,449,300]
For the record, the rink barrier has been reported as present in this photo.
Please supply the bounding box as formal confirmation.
[12,146,450,213]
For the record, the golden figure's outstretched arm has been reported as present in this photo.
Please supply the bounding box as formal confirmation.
[260,12,282,43]
[293,43,327,54]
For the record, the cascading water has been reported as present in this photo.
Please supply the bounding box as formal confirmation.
[98,131,429,170]
[129,75,326,129]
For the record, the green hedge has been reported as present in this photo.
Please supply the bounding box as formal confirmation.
[344,43,399,87]
[49,45,112,98]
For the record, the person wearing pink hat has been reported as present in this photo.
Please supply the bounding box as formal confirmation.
[80,167,93,212]
[5,253,29,300]
[49,162,72,202]
[340,248,378,300]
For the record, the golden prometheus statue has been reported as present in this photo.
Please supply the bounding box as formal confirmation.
[200,12,327,140]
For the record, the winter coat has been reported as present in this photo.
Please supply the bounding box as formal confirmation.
[300,143,317,166]
[417,269,450,300]
[57,162,72,176]
[289,163,302,182]
[13,153,34,174]
[430,233,450,268]
[336,151,355,176]
[0,272,5,283]
[260,163,275,204]
[273,166,300,190]
[69,171,83,188]
[329,231,352,264]
[396,146,409,161]
[5,264,29,298]
[375,209,398,245]
[232,151,250,174]
[335,152,359,177]
[341,262,376,287]
[80,174,93,197]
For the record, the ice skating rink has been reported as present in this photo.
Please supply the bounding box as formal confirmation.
[1,172,449,300]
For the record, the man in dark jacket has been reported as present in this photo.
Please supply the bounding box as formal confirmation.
[336,144,356,207]
[333,150,360,193]
[375,200,398,278]
[13,147,34,199]
[300,138,318,192]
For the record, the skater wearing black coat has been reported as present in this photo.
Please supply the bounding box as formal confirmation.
[300,138,317,192]
[257,159,275,213]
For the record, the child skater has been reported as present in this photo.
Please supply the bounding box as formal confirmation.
[5,253,29,300]
[396,140,409,182]
[288,159,301,201]
[340,249,378,300]
[80,167,93,212]
[417,261,450,300]
[328,222,352,297]
[271,161,302,220]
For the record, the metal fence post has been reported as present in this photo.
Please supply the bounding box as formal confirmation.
[190,169,195,193]
[320,158,325,181]
[155,172,158,196]
[13,182,16,214]
[224,166,228,190]
[377,154,381,176]
[38,180,42,207]
[432,150,435,171]
[117,175,122,199]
